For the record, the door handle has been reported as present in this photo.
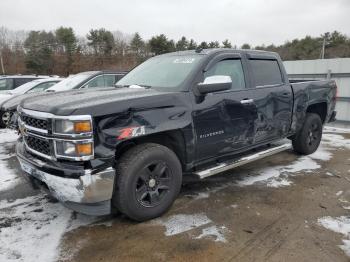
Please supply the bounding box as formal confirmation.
[240,99,254,105]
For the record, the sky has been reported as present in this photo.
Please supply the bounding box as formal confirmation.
[0,0,349,46]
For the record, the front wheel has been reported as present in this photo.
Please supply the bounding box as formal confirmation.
[0,110,11,128]
[113,143,182,221]
[292,113,323,155]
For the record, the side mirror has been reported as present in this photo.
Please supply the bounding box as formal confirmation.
[196,75,232,95]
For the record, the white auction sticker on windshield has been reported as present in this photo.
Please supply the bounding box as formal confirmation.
[173,58,195,64]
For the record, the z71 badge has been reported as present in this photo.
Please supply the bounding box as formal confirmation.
[117,126,146,140]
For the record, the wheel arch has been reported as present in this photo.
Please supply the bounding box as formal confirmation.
[115,130,187,170]
[306,102,327,124]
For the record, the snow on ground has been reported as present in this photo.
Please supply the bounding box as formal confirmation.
[195,225,228,243]
[0,129,100,262]
[0,129,18,144]
[318,216,350,257]
[237,131,350,188]
[154,213,230,243]
[0,130,19,191]
[0,195,99,262]
[154,213,212,236]
[0,126,349,260]
[324,126,350,134]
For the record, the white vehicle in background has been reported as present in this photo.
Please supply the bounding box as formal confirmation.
[0,78,62,127]
[0,71,127,128]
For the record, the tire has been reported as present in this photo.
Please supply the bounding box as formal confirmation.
[292,113,323,155]
[113,143,182,221]
[0,110,10,128]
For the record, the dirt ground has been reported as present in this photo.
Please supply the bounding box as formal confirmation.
[1,128,350,262]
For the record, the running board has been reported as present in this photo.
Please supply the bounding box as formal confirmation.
[194,143,292,179]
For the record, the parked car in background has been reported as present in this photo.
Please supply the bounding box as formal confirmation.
[1,70,127,128]
[0,78,63,127]
[46,70,127,92]
[0,75,47,94]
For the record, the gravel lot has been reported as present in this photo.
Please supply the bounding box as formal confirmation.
[0,127,350,262]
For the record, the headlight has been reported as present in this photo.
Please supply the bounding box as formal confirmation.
[55,140,93,159]
[55,119,92,134]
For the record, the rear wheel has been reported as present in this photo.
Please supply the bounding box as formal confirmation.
[113,143,182,221]
[292,113,323,155]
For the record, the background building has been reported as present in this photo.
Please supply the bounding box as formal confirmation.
[284,58,350,125]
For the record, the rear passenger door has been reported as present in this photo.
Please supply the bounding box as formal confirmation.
[247,56,293,143]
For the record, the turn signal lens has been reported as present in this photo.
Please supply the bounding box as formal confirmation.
[74,121,92,133]
[76,143,93,155]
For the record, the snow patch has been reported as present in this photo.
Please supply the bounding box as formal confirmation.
[155,214,211,236]
[195,225,228,243]
[322,133,350,150]
[318,216,350,257]
[0,129,18,144]
[237,155,320,187]
[0,135,19,191]
[236,133,348,188]
[0,195,98,262]
[324,126,350,134]
[194,192,210,200]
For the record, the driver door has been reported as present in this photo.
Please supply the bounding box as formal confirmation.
[192,55,258,162]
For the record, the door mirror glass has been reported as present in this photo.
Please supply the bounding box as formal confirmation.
[197,75,232,94]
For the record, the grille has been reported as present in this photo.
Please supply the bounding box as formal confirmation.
[21,115,48,130]
[25,135,51,156]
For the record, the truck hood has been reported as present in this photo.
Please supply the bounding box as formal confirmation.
[20,87,178,116]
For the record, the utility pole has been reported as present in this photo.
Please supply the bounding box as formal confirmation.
[0,50,5,75]
[321,38,326,59]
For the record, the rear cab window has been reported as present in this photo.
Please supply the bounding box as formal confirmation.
[249,59,283,87]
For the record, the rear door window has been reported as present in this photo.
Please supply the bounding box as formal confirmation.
[250,59,283,87]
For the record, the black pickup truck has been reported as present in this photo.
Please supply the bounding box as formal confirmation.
[16,49,337,221]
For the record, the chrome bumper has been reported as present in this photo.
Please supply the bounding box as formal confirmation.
[16,140,115,215]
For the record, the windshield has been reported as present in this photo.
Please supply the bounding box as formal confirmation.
[46,74,91,92]
[117,54,204,90]
[11,80,41,94]
[0,79,14,91]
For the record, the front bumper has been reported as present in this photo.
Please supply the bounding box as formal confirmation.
[16,139,115,216]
